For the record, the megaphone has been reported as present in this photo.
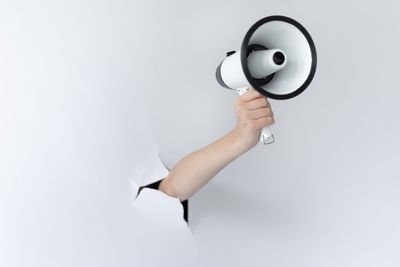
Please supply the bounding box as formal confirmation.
[216,15,317,144]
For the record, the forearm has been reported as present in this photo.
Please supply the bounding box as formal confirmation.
[159,89,274,201]
[159,129,251,201]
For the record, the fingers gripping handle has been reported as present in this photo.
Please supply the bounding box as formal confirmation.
[237,88,275,145]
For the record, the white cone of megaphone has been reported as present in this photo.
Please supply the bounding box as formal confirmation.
[216,15,317,145]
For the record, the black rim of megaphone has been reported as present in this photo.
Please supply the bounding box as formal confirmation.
[241,15,317,100]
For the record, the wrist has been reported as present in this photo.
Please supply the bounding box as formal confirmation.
[226,128,256,155]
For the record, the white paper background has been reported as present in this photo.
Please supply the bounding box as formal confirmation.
[1,0,399,266]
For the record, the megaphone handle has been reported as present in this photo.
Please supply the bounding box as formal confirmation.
[259,126,274,144]
[237,88,275,145]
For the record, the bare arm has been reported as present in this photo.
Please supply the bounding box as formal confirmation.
[159,89,274,201]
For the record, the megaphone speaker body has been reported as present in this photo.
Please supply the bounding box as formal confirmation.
[216,15,317,144]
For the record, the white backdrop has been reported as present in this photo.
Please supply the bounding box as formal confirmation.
[1,0,399,266]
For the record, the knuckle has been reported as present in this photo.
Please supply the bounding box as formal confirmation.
[261,117,269,124]
[267,117,275,124]
[260,117,272,126]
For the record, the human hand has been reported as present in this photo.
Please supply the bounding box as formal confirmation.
[231,89,275,151]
